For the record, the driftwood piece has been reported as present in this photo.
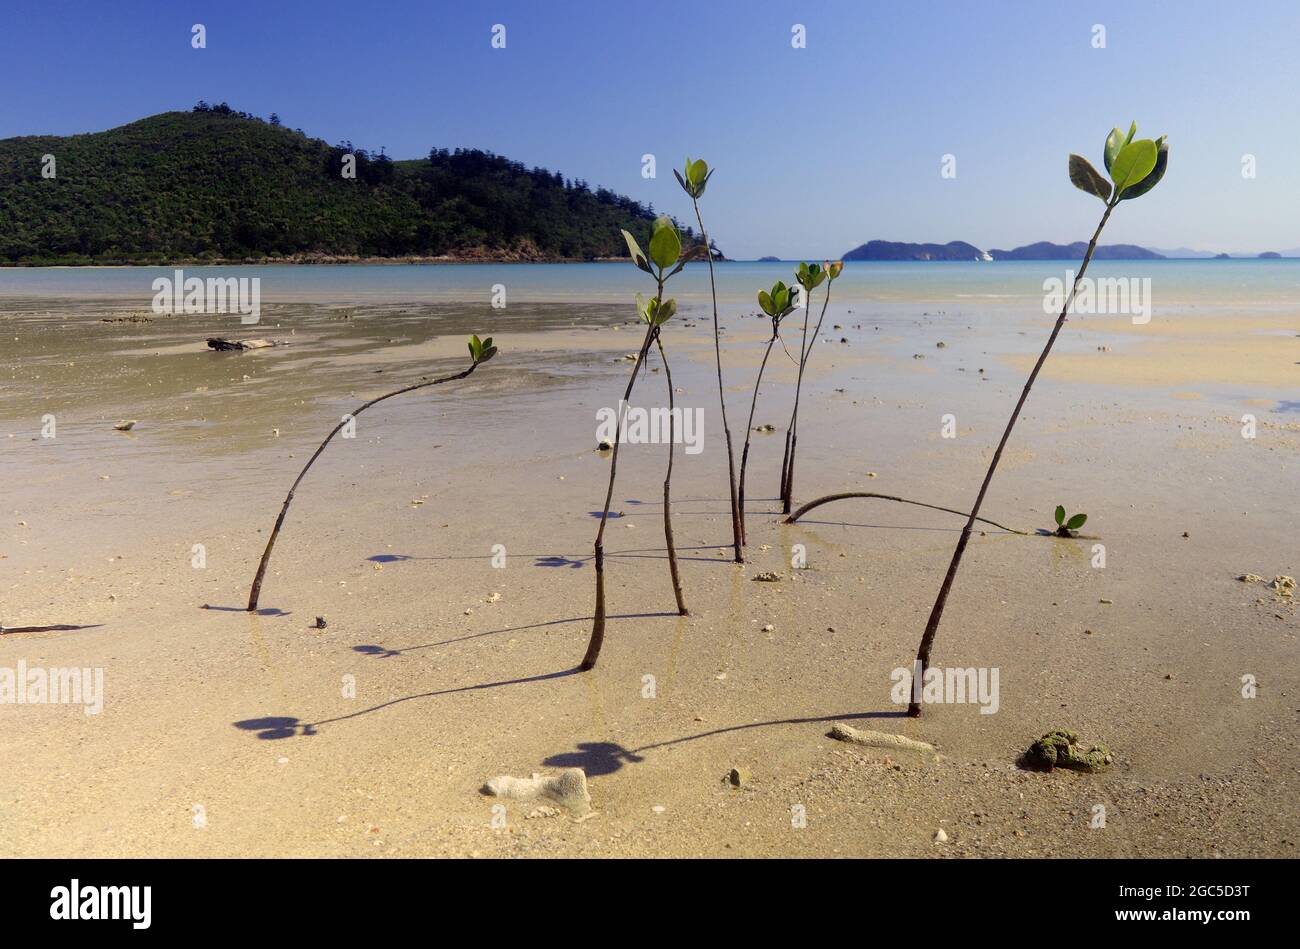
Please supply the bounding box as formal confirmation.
[206,338,286,351]
[828,722,938,757]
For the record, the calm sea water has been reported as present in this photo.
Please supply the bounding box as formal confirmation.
[2,260,1298,309]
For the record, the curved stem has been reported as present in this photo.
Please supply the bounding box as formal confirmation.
[738,327,779,537]
[692,198,743,561]
[907,200,1116,715]
[654,331,688,615]
[580,275,664,670]
[246,360,479,611]
[783,491,1027,535]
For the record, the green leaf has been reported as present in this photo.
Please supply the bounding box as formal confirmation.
[673,168,690,195]
[621,229,651,273]
[648,222,682,271]
[687,158,708,186]
[1069,154,1112,202]
[479,346,497,363]
[1065,513,1088,531]
[1103,127,1125,173]
[1054,505,1066,526]
[655,298,676,324]
[1110,139,1158,195]
[1119,138,1168,201]
[758,290,774,315]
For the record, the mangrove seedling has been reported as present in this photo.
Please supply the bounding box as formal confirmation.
[676,158,743,560]
[907,122,1168,716]
[779,260,842,513]
[738,280,797,535]
[1053,505,1088,537]
[245,335,497,611]
[581,217,702,670]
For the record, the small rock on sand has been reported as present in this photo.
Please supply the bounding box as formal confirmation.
[933,828,948,843]
[752,572,781,582]
[113,420,136,431]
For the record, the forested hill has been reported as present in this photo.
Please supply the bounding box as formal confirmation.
[0,105,705,265]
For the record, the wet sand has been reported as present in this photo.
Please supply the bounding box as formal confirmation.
[1,290,1297,857]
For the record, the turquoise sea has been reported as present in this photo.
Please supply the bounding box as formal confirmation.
[2,259,1299,309]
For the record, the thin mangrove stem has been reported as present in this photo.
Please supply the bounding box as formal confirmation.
[654,331,688,615]
[246,361,479,611]
[782,279,833,513]
[580,278,664,671]
[783,491,1028,535]
[907,200,1116,716]
[738,326,779,537]
[692,197,743,561]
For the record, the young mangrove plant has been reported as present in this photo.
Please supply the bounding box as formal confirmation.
[1053,505,1088,537]
[581,217,702,670]
[906,122,1168,716]
[676,158,743,560]
[779,260,842,513]
[245,335,497,612]
[738,280,797,536]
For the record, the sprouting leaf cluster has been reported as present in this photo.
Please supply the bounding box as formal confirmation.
[467,334,497,364]
[1069,121,1168,205]
[673,157,714,199]
[1054,505,1087,536]
[758,281,797,323]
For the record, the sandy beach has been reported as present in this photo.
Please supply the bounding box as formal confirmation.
[1,279,1296,857]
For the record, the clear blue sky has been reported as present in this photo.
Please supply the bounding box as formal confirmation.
[2,0,1296,257]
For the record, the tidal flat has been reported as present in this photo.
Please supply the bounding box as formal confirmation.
[1,266,1296,856]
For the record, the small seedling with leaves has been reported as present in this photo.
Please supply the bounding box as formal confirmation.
[779,260,843,513]
[1053,505,1088,537]
[907,122,1168,716]
[581,216,702,670]
[738,280,797,534]
[675,157,743,559]
[245,335,497,611]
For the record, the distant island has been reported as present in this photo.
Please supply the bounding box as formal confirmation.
[842,239,1163,261]
[0,104,713,266]
[757,256,782,262]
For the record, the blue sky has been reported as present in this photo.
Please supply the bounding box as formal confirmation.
[2,0,1296,257]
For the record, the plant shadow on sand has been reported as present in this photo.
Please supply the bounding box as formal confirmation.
[233,666,583,739]
[351,611,678,657]
[363,543,735,570]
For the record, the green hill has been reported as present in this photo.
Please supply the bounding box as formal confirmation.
[0,105,702,265]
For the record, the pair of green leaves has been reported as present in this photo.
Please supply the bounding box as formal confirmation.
[1054,505,1087,532]
[1069,121,1169,203]
[622,217,708,277]
[673,157,713,199]
[467,334,497,363]
[622,216,681,274]
[636,292,676,326]
[758,280,796,320]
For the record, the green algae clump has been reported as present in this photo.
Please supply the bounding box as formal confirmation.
[1022,729,1112,773]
